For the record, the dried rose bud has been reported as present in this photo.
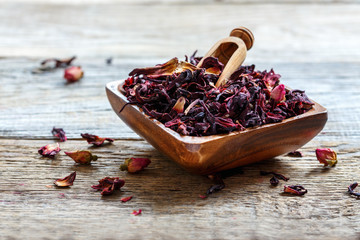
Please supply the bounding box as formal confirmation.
[132,209,142,216]
[172,97,186,113]
[316,148,337,167]
[52,127,67,142]
[92,177,125,196]
[65,150,98,165]
[283,185,307,196]
[121,196,133,202]
[120,158,151,173]
[270,84,286,102]
[54,172,76,187]
[64,66,83,83]
[38,143,61,158]
[80,133,114,146]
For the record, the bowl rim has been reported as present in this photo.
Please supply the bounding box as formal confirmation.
[106,79,327,145]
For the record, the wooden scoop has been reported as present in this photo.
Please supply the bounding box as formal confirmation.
[196,27,254,87]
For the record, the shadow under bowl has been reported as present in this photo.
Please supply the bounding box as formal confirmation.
[106,80,327,175]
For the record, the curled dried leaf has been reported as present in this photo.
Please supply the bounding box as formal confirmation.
[64,66,84,83]
[121,196,133,202]
[52,127,67,142]
[283,185,307,196]
[80,133,114,146]
[38,143,61,158]
[65,150,98,164]
[120,158,151,173]
[54,172,76,187]
[316,148,337,167]
[129,58,200,78]
[92,177,125,196]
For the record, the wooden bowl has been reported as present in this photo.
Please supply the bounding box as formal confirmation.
[106,80,327,175]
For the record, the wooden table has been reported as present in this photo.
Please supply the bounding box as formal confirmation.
[1,1,360,239]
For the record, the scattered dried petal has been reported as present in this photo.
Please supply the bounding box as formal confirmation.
[270,176,280,186]
[38,143,61,158]
[120,158,151,173]
[121,196,133,202]
[32,56,76,74]
[132,209,142,216]
[199,194,208,199]
[45,185,53,188]
[287,151,303,157]
[51,127,67,142]
[316,148,337,167]
[283,185,307,196]
[54,172,76,187]
[58,193,66,198]
[65,150,98,164]
[270,84,286,102]
[260,171,289,184]
[206,174,225,195]
[92,177,125,196]
[80,133,114,146]
[64,66,84,83]
[348,182,360,197]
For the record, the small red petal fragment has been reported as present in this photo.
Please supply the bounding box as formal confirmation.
[64,66,83,83]
[80,133,114,146]
[38,143,61,158]
[121,196,133,202]
[132,209,142,216]
[283,185,307,196]
[51,127,67,142]
[316,148,337,166]
[120,158,151,173]
[92,177,125,196]
[54,172,76,187]
[199,194,208,199]
[65,150,98,164]
[270,84,286,102]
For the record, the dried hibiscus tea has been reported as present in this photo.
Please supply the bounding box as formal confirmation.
[287,151,302,157]
[121,196,133,202]
[64,66,83,83]
[270,176,280,186]
[316,148,337,167]
[120,158,151,173]
[348,182,360,197]
[80,133,114,146]
[65,150,98,164]
[206,174,225,195]
[52,127,67,142]
[132,209,142,216]
[283,185,307,196]
[92,177,125,196]
[38,143,61,158]
[54,172,76,187]
[121,53,314,136]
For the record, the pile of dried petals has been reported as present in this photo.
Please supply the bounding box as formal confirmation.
[92,177,125,196]
[122,55,313,136]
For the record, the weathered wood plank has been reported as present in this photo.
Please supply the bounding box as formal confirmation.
[0,138,359,239]
[0,3,359,63]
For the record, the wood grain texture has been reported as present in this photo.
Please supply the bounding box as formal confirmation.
[1,1,360,239]
[1,139,360,240]
[0,2,359,63]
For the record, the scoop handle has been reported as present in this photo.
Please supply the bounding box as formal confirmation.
[196,27,254,87]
